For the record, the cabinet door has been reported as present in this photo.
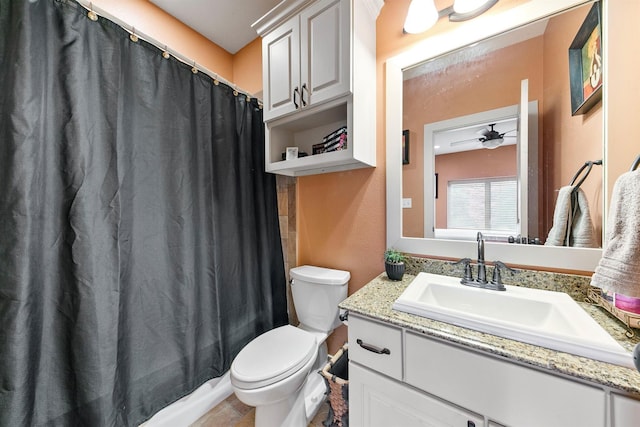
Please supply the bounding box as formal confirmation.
[299,0,350,107]
[262,16,300,121]
[611,393,640,426]
[405,332,606,427]
[350,362,484,427]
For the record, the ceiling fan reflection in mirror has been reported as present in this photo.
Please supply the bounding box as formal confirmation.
[450,123,517,149]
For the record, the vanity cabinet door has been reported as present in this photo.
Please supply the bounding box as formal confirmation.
[404,332,606,427]
[611,393,640,426]
[350,362,484,427]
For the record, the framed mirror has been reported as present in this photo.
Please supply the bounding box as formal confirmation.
[386,0,605,271]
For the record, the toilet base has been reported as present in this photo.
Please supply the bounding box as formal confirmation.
[254,370,326,427]
[255,393,306,427]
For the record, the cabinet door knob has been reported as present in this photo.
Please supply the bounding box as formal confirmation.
[293,86,300,108]
[356,338,391,355]
[301,83,308,107]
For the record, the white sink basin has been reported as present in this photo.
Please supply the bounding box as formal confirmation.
[393,272,634,368]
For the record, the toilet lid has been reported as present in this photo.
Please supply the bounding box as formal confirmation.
[231,325,317,390]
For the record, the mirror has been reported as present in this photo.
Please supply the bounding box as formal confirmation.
[386,0,604,271]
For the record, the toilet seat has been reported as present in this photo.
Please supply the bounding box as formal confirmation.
[231,325,317,390]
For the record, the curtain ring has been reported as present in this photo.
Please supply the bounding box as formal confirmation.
[130,28,139,43]
[191,61,198,74]
[87,3,98,21]
[162,46,170,59]
[233,86,239,96]
[212,73,219,85]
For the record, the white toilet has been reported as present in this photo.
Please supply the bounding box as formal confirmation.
[230,265,349,427]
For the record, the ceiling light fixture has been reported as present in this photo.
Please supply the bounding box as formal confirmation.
[404,0,499,34]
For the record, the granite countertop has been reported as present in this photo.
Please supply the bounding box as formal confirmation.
[339,273,640,397]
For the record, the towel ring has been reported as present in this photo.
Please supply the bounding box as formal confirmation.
[630,155,640,172]
[569,159,602,190]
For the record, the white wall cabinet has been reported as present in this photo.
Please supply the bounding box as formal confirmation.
[348,313,640,427]
[261,0,349,121]
[253,0,380,176]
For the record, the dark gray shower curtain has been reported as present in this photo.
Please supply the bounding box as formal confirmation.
[0,0,288,425]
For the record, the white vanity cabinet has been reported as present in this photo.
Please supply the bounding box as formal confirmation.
[347,313,635,427]
[253,0,379,176]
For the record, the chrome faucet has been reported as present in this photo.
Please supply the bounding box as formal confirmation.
[476,232,487,284]
[451,231,514,291]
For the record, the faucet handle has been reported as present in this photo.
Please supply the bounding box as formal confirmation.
[491,261,516,287]
[451,258,473,282]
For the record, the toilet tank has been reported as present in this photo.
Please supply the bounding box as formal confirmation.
[290,265,350,332]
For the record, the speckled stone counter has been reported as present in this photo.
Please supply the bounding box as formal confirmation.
[339,272,640,397]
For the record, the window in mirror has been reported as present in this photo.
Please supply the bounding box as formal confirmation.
[447,177,518,234]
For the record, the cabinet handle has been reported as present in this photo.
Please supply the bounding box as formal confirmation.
[301,83,308,107]
[356,338,391,355]
[293,86,300,108]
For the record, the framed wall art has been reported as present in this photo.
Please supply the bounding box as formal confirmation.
[568,2,602,116]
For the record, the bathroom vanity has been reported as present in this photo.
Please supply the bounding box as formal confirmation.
[341,273,640,427]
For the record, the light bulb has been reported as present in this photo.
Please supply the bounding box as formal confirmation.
[404,0,439,34]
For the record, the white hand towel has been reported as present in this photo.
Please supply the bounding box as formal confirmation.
[591,169,640,298]
[545,186,597,248]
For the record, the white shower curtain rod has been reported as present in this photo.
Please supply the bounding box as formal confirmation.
[75,0,263,105]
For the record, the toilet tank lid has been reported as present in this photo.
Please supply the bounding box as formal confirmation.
[290,265,350,285]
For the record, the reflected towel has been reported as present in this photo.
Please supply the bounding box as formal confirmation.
[545,186,598,248]
[592,169,640,299]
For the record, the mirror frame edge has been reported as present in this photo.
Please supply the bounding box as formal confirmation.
[386,0,604,272]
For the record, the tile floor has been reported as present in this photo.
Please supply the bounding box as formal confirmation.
[190,393,330,427]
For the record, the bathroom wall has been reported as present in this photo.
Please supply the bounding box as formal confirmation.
[89,0,234,81]
[232,37,263,96]
[606,0,640,193]
[541,6,603,244]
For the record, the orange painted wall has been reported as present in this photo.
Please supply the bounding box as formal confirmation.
[541,6,603,245]
[90,0,234,82]
[401,36,543,238]
[233,38,264,96]
[607,1,640,198]
[434,146,517,229]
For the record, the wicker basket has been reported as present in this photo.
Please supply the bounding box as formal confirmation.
[320,343,349,427]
